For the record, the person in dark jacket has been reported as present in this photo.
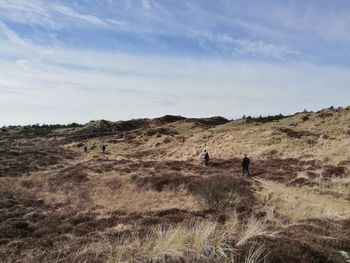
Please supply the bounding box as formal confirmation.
[203,150,209,166]
[102,144,106,154]
[83,146,88,153]
[242,154,250,176]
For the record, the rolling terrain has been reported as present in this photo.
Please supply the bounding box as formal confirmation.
[1,107,350,262]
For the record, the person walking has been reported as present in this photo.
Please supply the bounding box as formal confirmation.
[102,144,106,154]
[203,150,209,166]
[83,146,88,153]
[242,154,250,176]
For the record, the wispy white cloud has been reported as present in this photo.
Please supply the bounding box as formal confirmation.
[2,0,347,60]
[188,30,297,59]
[52,4,109,28]
[234,38,297,59]
[141,0,172,16]
[0,24,349,125]
[142,0,152,10]
[0,0,121,30]
[226,1,350,44]
[1,0,350,125]
[0,20,28,47]
[0,0,59,29]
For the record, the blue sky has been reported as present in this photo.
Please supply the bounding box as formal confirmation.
[1,0,350,125]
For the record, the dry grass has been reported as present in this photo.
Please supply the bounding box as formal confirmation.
[192,176,243,211]
[222,211,240,239]
[16,167,200,213]
[151,225,190,258]
[111,219,269,263]
[112,221,216,262]
[315,175,350,198]
[236,217,269,246]
[151,221,228,260]
[257,179,350,221]
[2,236,115,263]
[159,108,350,165]
[92,183,200,212]
[244,243,267,263]
[3,109,350,263]
[263,206,275,221]
[110,214,272,263]
[188,220,218,254]
[330,175,350,184]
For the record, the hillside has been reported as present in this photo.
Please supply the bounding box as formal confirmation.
[1,107,350,263]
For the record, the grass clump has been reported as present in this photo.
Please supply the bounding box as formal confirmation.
[191,175,243,211]
[244,244,267,263]
[237,216,269,246]
[20,179,34,189]
[112,218,268,263]
[112,221,228,262]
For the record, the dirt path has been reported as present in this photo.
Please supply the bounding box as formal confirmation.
[255,178,350,221]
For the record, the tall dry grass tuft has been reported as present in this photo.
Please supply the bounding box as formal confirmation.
[222,211,240,239]
[263,206,275,221]
[113,237,137,263]
[244,243,267,263]
[152,225,190,258]
[150,221,231,260]
[188,220,217,255]
[330,175,350,184]
[237,217,268,246]
[257,179,350,221]
[111,217,271,262]
[111,220,237,262]
[279,195,343,221]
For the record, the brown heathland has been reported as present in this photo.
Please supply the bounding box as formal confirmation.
[1,107,350,262]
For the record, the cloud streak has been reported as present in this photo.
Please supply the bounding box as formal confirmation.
[188,30,297,59]
[1,0,350,125]
[0,25,349,125]
[0,0,120,30]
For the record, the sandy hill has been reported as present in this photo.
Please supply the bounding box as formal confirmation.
[1,106,350,263]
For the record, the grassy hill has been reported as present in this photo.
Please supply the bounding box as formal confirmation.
[1,106,350,262]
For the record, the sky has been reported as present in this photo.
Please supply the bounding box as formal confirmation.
[1,0,350,125]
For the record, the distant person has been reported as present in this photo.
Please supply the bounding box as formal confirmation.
[242,154,250,176]
[203,150,209,166]
[102,144,106,154]
[83,146,88,153]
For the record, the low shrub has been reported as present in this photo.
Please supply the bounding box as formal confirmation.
[20,179,34,189]
[245,114,289,123]
[190,175,243,211]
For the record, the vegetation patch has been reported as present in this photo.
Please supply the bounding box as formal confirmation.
[245,114,290,123]
[277,128,321,139]
[189,175,255,212]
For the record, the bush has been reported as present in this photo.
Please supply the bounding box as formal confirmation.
[245,114,289,123]
[20,179,34,189]
[191,175,242,211]
[18,123,84,137]
[76,142,84,148]
[302,115,310,121]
